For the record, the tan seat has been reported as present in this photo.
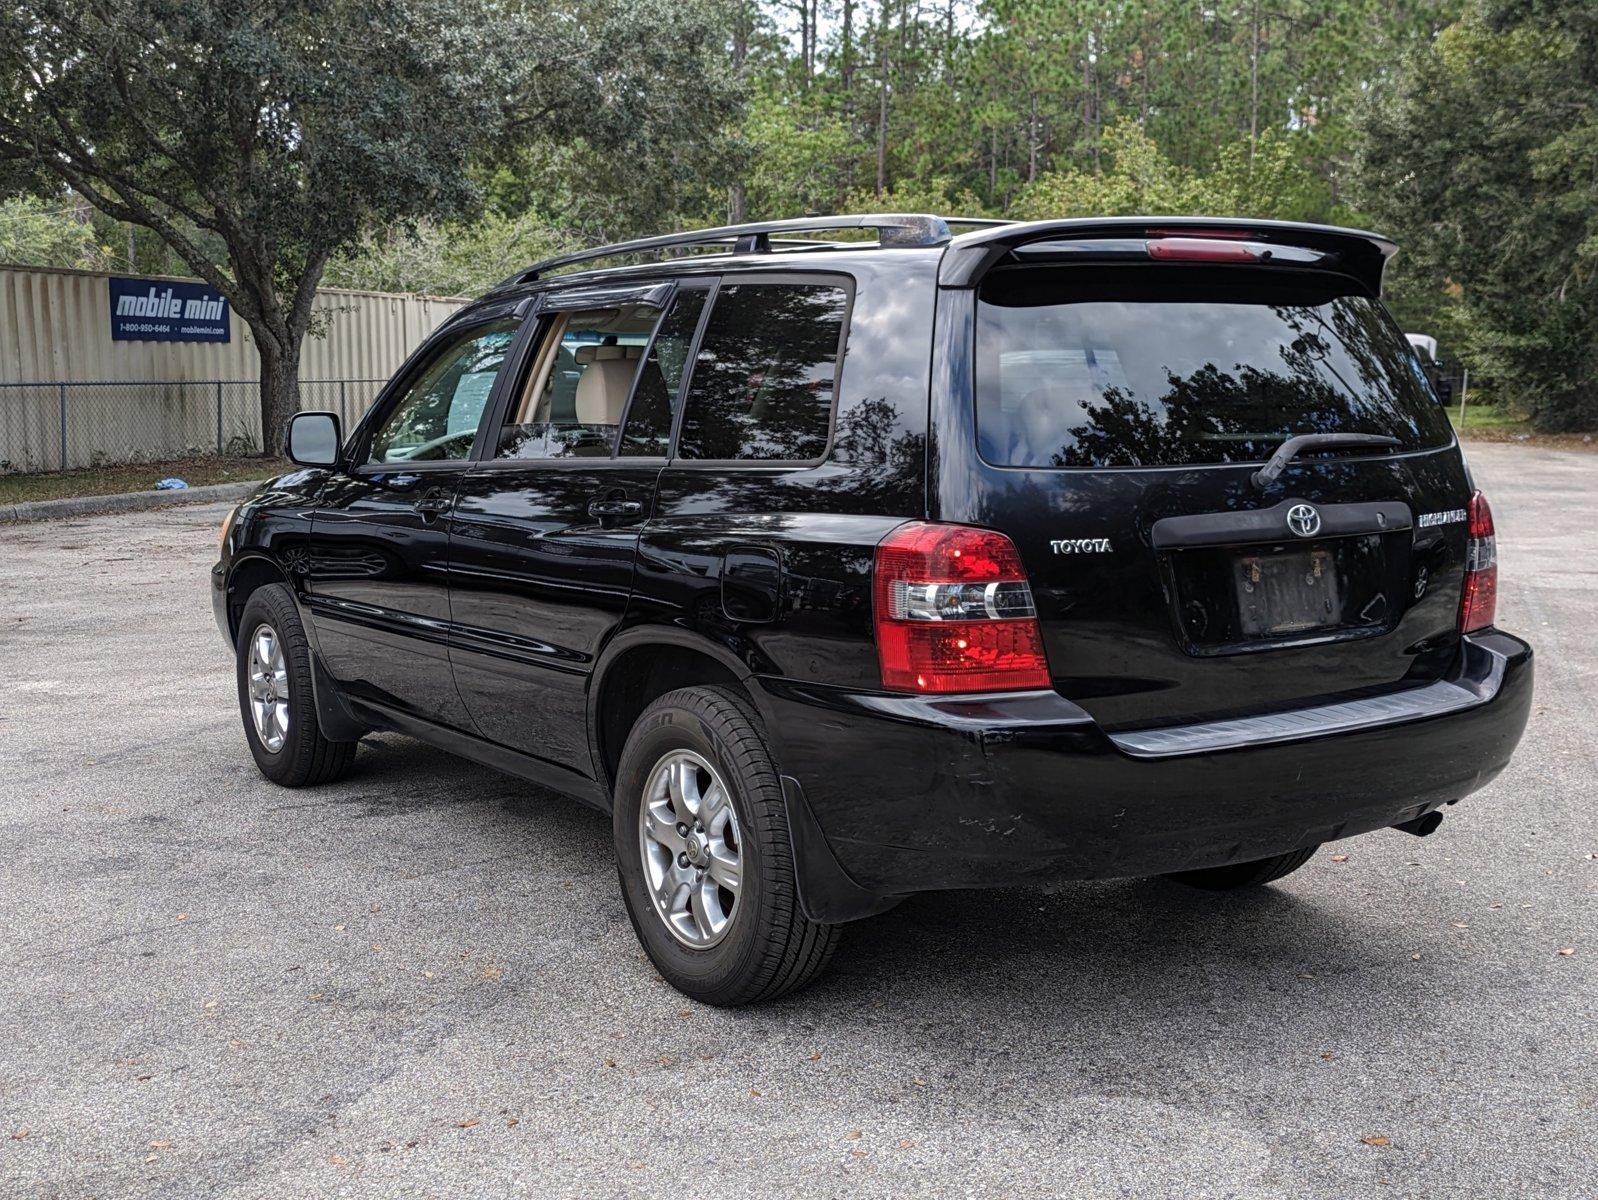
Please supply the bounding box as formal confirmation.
[574,345,636,424]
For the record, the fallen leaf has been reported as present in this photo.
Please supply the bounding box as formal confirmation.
[11,1128,29,1141]
[334,924,345,931]
[457,1117,479,1129]
[912,1077,926,1087]
[808,1051,823,1062]
[749,1087,762,1097]
[423,971,435,979]
[175,913,189,922]
[308,993,324,1002]
[328,1154,348,1166]
[202,1000,217,1010]
[1452,922,1469,930]
[658,1055,676,1067]
[899,1139,916,1149]
[845,1130,863,1141]
[1361,1135,1390,1147]
[478,966,503,980]
[148,1139,172,1149]
[1330,854,1349,863]
[677,1009,691,1019]
[604,1058,617,1069]
[850,1149,867,1159]
[1410,953,1421,961]
[506,1118,519,1128]
[1557,947,1575,957]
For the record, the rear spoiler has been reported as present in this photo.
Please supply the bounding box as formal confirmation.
[937,216,1398,296]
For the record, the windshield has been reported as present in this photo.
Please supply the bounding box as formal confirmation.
[976,266,1453,469]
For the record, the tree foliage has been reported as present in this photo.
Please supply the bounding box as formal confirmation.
[0,0,737,443]
[0,194,112,269]
[1354,0,1598,429]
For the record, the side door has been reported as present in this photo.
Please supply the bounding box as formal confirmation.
[305,305,527,730]
[446,280,715,770]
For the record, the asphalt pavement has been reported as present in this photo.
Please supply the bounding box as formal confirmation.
[1,441,1593,1199]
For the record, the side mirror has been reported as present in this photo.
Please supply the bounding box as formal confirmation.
[1435,379,1453,406]
[285,411,343,467]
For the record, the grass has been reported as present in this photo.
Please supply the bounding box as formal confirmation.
[0,454,285,506]
[1449,404,1535,437]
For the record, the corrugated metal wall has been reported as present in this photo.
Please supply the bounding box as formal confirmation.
[0,264,468,383]
[0,264,470,470]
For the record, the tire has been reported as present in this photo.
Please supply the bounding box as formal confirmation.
[1164,844,1320,891]
[235,583,358,787]
[612,685,839,1006]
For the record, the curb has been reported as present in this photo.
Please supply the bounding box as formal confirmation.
[0,479,268,525]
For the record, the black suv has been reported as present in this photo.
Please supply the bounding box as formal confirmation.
[213,214,1533,1005]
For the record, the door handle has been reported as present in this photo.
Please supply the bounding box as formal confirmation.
[589,498,643,519]
[415,487,455,519]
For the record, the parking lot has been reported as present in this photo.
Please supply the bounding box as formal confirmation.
[1,440,1592,1199]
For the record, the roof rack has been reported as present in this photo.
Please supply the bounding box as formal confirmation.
[502,213,959,286]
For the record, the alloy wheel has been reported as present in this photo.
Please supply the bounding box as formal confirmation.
[246,623,290,753]
[637,749,743,948]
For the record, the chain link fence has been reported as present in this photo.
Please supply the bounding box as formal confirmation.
[0,379,387,474]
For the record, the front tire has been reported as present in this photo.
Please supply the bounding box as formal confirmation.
[1163,844,1320,891]
[235,583,357,787]
[613,686,839,1006]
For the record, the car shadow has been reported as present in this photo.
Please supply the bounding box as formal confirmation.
[334,734,1408,1043]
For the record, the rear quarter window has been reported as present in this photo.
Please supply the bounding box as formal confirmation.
[976,266,1453,469]
[676,281,849,462]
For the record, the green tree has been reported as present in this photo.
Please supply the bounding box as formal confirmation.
[0,0,737,446]
[1355,2,1598,429]
[0,194,113,269]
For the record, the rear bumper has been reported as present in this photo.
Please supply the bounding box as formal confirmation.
[753,631,1533,922]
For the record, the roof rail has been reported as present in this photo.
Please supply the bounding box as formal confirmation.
[502,213,954,286]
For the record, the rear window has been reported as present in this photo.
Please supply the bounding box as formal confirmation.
[976,267,1452,469]
[676,282,848,462]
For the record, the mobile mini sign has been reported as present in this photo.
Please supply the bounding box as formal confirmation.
[109,277,231,343]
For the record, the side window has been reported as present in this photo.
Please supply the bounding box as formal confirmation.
[367,319,519,463]
[618,288,709,457]
[496,303,658,459]
[676,283,848,462]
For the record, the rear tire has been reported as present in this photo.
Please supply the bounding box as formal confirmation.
[1164,844,1319,891]
[613,685,839,1006]
[236,583,358,788]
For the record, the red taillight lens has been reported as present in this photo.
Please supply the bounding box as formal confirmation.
[1459,490,1497,633]
[873,522,1051,693]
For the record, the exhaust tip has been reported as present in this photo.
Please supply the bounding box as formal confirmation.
[1392,810,1445,838]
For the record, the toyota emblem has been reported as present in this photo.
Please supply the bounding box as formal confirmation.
[1286,503,1321,538]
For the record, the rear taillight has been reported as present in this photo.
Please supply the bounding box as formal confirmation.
[1458,490,1497,633]
[873,522,1051,693]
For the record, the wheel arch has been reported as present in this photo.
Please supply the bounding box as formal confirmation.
[224,554,293,643]
[589,628,759,800]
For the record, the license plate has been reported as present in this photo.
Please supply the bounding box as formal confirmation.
[1234,548,1341,637]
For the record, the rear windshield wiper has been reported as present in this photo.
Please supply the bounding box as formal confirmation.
[1252,433,1401,490]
